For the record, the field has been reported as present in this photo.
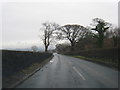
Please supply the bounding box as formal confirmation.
[2,50,53,88]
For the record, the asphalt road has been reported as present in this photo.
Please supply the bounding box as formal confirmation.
[17,53,118,88]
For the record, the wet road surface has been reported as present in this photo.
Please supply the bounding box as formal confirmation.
[17,53,118,88]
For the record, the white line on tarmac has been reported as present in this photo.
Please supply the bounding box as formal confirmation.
[50,59,54,63]
[73,66,86,80]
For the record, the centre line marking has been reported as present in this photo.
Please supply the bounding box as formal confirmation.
[73,67,86,80]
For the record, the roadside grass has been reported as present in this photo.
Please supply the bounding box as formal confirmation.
[73,55,118,70]
[21,55,53,75]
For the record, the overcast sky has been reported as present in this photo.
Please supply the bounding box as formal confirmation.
[0,0,119,50]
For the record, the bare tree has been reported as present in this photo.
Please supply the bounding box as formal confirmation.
[31,46,38,52]
[91,18,112,48]
[58,24,88,51]
[41,22,59,52]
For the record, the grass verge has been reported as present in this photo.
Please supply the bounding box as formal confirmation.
[73,55,118,70]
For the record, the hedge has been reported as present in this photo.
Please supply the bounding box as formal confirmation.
[2,50,52,78]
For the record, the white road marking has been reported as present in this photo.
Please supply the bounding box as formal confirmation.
[50,60,53,63]
[50,59,54,63]
[73,67,86,80]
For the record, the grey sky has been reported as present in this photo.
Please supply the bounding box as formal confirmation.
[1,0,118,50]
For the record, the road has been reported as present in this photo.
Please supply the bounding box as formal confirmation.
[17,53,118,88]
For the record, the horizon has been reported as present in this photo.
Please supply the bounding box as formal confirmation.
[1,0,118,51]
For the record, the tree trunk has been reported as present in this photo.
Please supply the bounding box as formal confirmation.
[98,34,104,48]
[45,46,48,52]
[71,42,75,51]
[98,39,103,48]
